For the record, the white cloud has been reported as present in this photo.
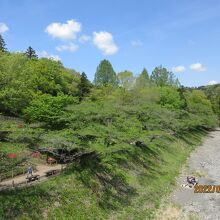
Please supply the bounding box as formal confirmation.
[208,80,218,85]
[38,51,61,61]
[0,23,9,34]
[93,31,118,55]
[171,65,185,73]
[45,19,81,40]
[56,42,79,52]
[131,40,142,47]
[190,63,206,72]
[79,35,91,43]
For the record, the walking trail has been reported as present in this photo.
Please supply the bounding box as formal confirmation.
[169,128,220,220]
[0,163,62,189]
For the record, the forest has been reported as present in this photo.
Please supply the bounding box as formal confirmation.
[0,34,219,219]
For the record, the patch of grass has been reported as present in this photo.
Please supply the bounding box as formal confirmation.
[154,203,187,220]
[0,142,28,154]
[154,203,200,220]
[192,170,208,178]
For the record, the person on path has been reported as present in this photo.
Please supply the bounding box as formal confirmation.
[187,176,197,186]
[27,166,33,178]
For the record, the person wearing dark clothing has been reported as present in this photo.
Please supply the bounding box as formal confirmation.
[187,176,197,185]
[27,166,33,178]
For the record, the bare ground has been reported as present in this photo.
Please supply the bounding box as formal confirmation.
[168,128,220,220]
[0,163,62,189]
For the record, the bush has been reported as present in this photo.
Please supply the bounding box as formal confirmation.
[158,86,183,110]
[23,94,76,128]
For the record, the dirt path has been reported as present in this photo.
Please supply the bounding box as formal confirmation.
[0,164,62,188]
[170,128,220,220]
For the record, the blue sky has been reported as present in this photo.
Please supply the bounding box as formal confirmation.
[0,0,220,86]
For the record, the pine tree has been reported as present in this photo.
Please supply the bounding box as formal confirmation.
[136,68,150,88]
[151,65,180,87]
[140,68,149,80]
[0,34,7,52]
[25,46,38,59]
[94,59,118,86]
[78,72,91,102]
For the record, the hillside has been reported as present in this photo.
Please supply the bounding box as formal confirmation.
[0,50,219,219]
[198,84,220,117]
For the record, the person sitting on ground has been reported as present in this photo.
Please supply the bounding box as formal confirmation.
[27,166,33,178]
[187,176,197,185]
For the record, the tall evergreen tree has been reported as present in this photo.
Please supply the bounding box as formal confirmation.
[150,65,180,87]
[136,68,150,88]
[78,72,91,102]
[25,46,38,59]
[140,68,149,80]
[0,34,7,52]
[94,59,118,86]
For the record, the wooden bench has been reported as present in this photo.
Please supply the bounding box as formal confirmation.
[45,169,59,177]
[47,157,57,165]
[26,175,40,182]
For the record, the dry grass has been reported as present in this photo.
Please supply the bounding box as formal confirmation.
[154,204,199,220]
[192,170,207,178]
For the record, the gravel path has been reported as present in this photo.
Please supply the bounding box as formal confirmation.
[171,128,220,220]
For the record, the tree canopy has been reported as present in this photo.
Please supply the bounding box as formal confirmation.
[94,59,118,86]
[199,84,220,116]
[117,70,134,89]
[78,72,92,102]
[25,46,38,59]
[0,52,80,115]
[140,68,149,80]
[0,35,7,52]
[135,68,150,88]
[151,65,180,87]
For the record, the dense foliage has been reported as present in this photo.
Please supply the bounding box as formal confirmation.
[199,84,220,117]
[0,35,218,219]
[0,52,80,115]
[0,34,7,52]
[94,59,118,86]
[77,72,92,102]
[25,46,38,59]
[151,65,180,87]
[117,70,134,89]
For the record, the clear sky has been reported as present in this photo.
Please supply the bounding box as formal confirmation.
[0,0,220,86]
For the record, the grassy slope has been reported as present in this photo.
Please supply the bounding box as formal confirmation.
[0,125,207,220]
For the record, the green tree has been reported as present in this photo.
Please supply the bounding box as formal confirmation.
[140,68,149,80]
[151,65,180,87]
[23,94,75,128]
[0,53,33,115]
[0,52,80,115]
[24,58,70,95]
[177,86,187,109]
[159,86,183,109]
[201,84,220,116]
[94,59,118,86]
[136,68,150,88]
[0,34,7,52]
[78,72,91,102]
[25,46,38,59]
[185,90,217,128]
[117,70,134,89]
